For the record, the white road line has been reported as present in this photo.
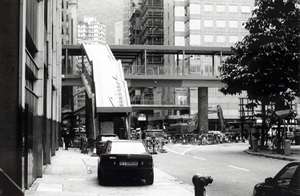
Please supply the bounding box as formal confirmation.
[164,146,202,155]
[164,147,184,155]
[193,156,206,161]
[228,165,250,172]
[182,146,201,155]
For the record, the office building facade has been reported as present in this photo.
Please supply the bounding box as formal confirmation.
[163,0,255,124]
[0,0,77,194]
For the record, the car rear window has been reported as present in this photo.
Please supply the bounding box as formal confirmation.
[102,136,118,141]
[110,142,147,154]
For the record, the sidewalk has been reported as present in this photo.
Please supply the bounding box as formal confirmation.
[25,148,194,196]
[244,144,300,161]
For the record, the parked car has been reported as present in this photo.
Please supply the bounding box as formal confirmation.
[96,134,119,156]
[253,161,300,196]
[97,140,154,185]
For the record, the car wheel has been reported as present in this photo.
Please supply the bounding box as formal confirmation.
[145,172,154,185]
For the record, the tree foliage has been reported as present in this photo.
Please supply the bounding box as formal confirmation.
[219,0,300,105]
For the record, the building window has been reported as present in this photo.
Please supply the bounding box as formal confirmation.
[229,20,238,28]
[241,5,251,13]
[174,36,185,46]
[190,19,201,30]
[216,20,226,28]
[174,21,185,32]
[174,6,185,17]
[190,35,201,46]
[216,35,226,43]
[190,4,201,14]
[204,4,213,12]
[229,5,238,12]
[204,20,213,27]
[204,35,214,42]
[229,35,238,43]
[216,4,225,12]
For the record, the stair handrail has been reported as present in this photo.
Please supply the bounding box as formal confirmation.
[0,168,24,195]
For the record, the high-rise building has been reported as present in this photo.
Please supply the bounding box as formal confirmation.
[140,0,164,45]
[123,0,143,44]
[164,0,255,123]
[77,17,106,45]
[115,21,124,45]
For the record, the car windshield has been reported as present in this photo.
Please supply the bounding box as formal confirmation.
[110,142,147,154]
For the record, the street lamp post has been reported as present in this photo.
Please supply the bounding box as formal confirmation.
[162,101,164,130]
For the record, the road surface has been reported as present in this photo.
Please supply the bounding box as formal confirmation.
[153,142,290,196]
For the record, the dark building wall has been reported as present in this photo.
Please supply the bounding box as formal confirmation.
[0,0,23,192]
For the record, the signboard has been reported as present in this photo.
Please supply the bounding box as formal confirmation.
[138,113,146,121]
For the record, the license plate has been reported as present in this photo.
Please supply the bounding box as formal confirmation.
[119,161,138,166]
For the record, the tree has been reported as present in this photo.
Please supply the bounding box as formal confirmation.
[219,0,300,149]
[220,0,299,103]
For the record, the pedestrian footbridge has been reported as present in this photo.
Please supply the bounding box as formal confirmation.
[62,44,233,112]
[62,44,232,137]
[83,45,132,113]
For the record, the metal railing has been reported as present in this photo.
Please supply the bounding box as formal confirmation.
[0,168,24,196]
[123,64,220,77]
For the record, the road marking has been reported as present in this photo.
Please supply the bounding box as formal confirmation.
[182,146,201,155]
[193,156,206,161]
[228,165,250,172]
[164,146,201,155]
[164,147,184,155]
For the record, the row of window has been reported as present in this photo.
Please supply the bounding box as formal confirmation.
[175,4,251,16]
[78,24,105,28]
[175,19,247,31]
[78,33,106,38]
[78,28,106,32]
[174,34,241,46]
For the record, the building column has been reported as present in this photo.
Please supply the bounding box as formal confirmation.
[197,87,208,134]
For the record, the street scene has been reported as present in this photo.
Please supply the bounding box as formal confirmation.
[25,141,300,196]
[1,0,300,196]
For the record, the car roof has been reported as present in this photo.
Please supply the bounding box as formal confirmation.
[101,134,117,136]
[109,140,143,143]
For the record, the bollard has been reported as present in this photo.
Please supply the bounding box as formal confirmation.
[192,174,213,196]
[252,138,258,152]
[284,139,291,156]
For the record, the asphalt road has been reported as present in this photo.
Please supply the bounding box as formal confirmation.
[153,142,291,196]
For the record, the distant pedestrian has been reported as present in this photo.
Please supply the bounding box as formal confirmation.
[142,130,146,140]
[81,134,88,154]
[64,131,70,150]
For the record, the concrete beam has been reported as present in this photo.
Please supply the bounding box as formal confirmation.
[125,75,222,88]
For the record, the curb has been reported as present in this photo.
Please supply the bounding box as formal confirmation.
[244,149,300,161]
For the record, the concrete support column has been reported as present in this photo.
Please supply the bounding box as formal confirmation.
[197,87,208,134]
[34,0,45,176]
[85,93,95,146]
